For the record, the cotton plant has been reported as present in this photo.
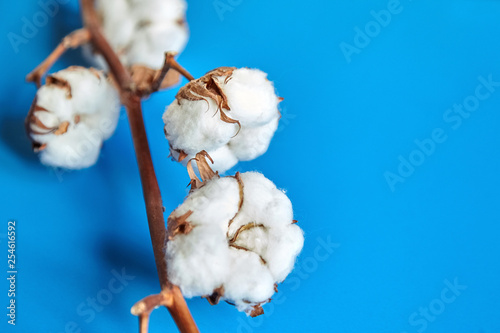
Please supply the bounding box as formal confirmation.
[25,0,304,332]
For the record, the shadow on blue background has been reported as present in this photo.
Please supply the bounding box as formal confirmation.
[1,0,500,332]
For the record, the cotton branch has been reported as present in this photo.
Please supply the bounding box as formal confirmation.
[26,28,90,87]
[79,0,198,332]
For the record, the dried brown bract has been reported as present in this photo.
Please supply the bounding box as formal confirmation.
[176,67,241,131]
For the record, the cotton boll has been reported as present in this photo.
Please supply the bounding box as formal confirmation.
[221,68,280,127]
[165,171,303,316]
[164,99,238,156]
[26,67,120,169]
[228,116,279,161]
[163,67,281,173]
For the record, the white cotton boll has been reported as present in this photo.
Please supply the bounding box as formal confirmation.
[165,171,303,316]
[38,123,102,169]
[221,68,280,127]
[163,67,281,173]
[228,116,279,161]
[163,99,238,156]
[27,67,120,169]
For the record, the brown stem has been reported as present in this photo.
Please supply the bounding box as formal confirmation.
[124,95,171,289]
[80,0,199,332]
[139,314,150,333]
[26,28,91,87]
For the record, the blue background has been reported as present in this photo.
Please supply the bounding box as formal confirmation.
[1,0,500,332]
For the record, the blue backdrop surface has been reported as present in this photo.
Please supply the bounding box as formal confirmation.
[1,0,500,332]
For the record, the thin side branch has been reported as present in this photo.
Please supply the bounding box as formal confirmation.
[26,28,90,87]
[161,52,196,82]
[132,288,199,333]
[150,52,195,93]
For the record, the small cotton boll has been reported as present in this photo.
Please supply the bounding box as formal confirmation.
[163,99,238,155]
[27,67,120,169]
[221,68,280,127]
[163,67,281,173]
[165,171,303,316]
